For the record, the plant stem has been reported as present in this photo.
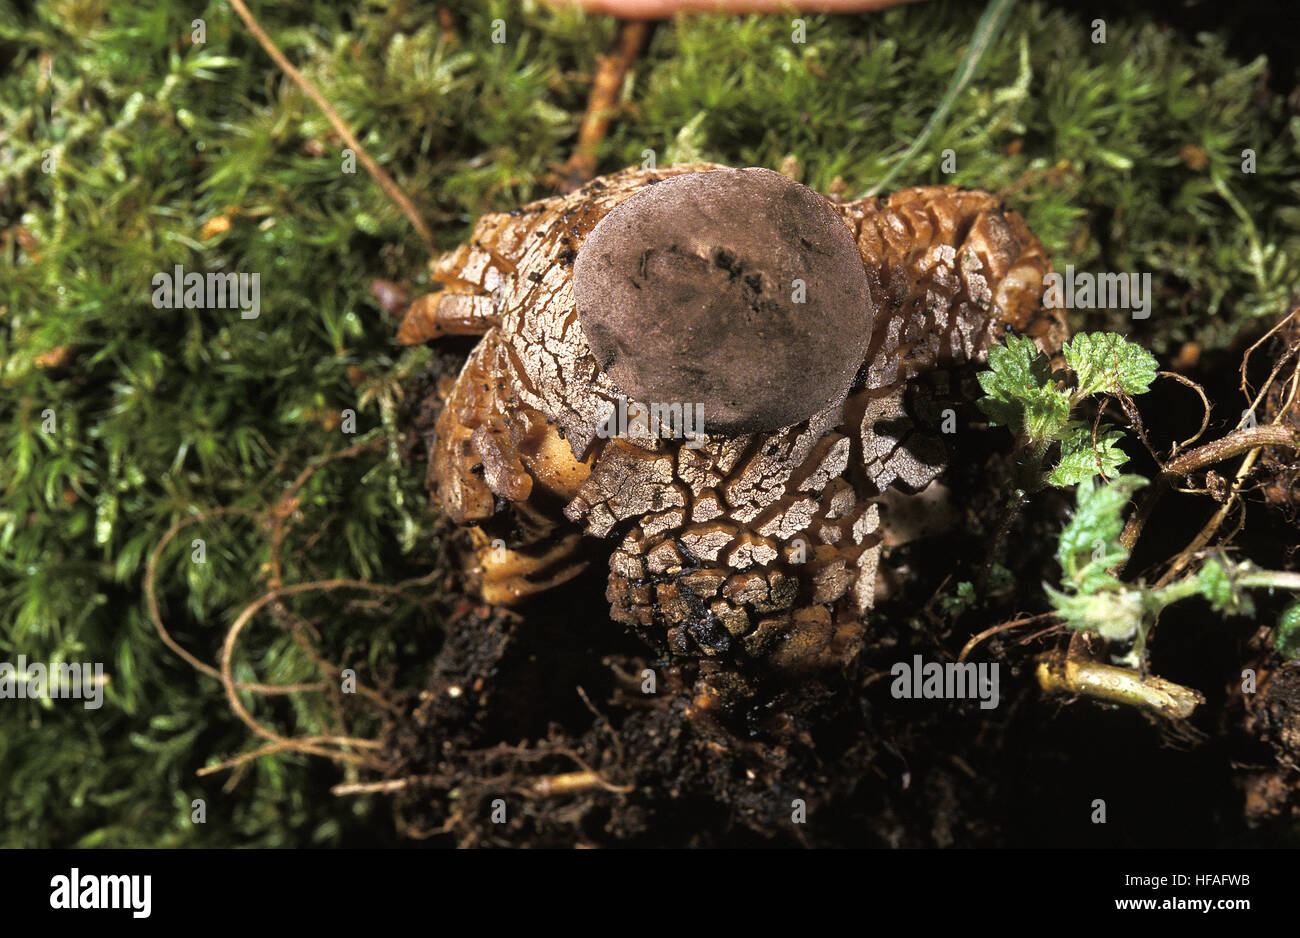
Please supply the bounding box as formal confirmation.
[976,437,1048,593]
[1147,574,1207,609]
[562,21,650,192]
[1236,570,1300,592]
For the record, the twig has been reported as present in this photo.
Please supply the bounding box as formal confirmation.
[264,436,398,714]
[576,684,625,767]
[1162,425,1298,476]
[1161,371,1212,453]
[226,0,434,246]
[1240,307,1300,413]
[975,438,1048,593]
[958,611,1059,662]
[1121,426,1299,562]
[561,21,649,192]
[1235,569,1300,592]
[268,436,386,587]
[197,738,352,777]
[975,493,1023,593]
[1150,452,1256,588]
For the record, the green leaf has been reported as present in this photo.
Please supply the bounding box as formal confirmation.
[976,334,1072,444]
[939,580,978,616]
[1277,602,1300,659]
[1044,581,1145,641]
[1065,332,1159,398]
[1047,475,1149,642]
[1045,421,1129,487]
[1055,474,1147,590]
[1194,554,1254,618]
[1195,555,1236,613]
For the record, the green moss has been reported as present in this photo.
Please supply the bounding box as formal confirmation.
[1,0,1297,846]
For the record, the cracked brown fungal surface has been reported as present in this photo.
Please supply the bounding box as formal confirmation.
[399,163,1065,672]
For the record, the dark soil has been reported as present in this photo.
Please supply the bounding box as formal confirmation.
[379,330,1300,848]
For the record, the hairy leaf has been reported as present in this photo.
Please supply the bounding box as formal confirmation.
[1065,332,1159,399]
[1046,421,1128,487]
[976,334,1071,444]
[1055,474,1147,591]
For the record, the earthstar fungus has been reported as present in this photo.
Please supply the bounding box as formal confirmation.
[399,163,1064,676]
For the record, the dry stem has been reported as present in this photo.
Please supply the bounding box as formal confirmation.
[560,21,649,191]
[227,0,434,246]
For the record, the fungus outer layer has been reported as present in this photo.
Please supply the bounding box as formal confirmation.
[573,167,873,435]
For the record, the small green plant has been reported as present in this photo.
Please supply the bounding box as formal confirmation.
[969,331,1156,592]
[976,331,1157,490]
[1046,473,1300,667]
[974,330,1300,676]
